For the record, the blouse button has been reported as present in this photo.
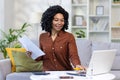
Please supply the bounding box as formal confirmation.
[55,65,57,67]
[53,53,55,56]
[54,59,56,61]
[60,46,63,49]
[52,47,54,50]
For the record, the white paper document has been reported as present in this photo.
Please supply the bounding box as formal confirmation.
[18,35,45,60]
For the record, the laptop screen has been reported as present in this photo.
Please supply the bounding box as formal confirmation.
[87,49,116,75]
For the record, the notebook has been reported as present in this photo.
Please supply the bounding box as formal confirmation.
[86,49,117,76]
[67,49,117,76]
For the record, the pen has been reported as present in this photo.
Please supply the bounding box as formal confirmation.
[59,76,74,79]
[74,67,82,71]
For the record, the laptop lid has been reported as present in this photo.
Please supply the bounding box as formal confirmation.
[87,49,117,75]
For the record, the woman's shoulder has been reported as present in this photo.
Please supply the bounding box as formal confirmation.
[40,32,49,37]
[64,31,74,37]
[63,31,75,41]
[60,31,75,40]
[40,32,47,35]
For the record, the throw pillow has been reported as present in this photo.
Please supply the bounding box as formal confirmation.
[6,48,26,72]
[6,48,43,72]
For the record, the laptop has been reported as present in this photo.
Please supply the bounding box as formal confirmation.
[67,49,116,76]
[86,49,117,76]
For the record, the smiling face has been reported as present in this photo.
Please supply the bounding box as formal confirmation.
[52,13,65,32]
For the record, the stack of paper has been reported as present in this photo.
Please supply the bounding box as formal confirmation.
[18,35,45,60]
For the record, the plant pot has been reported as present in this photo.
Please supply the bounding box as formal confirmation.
[77,36,82,38]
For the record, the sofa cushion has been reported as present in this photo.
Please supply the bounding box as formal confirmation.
[6,48,43,72]
[76,39,92,67]
[92,41,110,51]
[110,43,120,70]
[6,48,26,72]
[12,51,43,72]
[6,72,33,80]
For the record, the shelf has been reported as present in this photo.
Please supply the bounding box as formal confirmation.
[89,31,109,33]
[111,26,120,28]
[72,4,87,6]
[72,26,87,29]
[89,15,109,18]
[112,3,120,6]
[89,32,109,42]
[71,0,120,42]
[71,0,87,39]
[111,38,120,40]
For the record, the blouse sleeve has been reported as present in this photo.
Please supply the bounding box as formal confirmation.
[68,34,81,67]
[39,34,43,50]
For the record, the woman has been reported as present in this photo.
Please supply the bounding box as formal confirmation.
[28,5,84,71]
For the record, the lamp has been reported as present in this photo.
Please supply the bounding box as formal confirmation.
[28,12,43,46]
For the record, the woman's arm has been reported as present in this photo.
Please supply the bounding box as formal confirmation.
[68,34,85,70]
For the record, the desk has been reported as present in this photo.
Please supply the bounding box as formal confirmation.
[30,71,115,80]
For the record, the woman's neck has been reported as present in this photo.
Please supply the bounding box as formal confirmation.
[52,32,57,36]
[51,30,59,41]
[51,29,59,36]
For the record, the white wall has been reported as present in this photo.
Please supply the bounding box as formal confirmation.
[0,0,71,45]
[0,0,71,30]
[0,0,4,29]
[13,0,71,29]
[4,0,14,30]
[7,0,71,46]
[0,0,4,39]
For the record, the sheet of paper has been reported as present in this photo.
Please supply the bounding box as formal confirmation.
[18,35,45,60]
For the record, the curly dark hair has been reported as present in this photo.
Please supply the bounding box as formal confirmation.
[41,5,69,33]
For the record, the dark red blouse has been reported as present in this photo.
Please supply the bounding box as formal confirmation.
[39,31,81,71]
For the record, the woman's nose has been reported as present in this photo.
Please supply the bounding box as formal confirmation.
[58,21,62,25]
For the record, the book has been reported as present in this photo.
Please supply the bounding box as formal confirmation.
[18,35,45,60]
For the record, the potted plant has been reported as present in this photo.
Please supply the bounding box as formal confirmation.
[75,29,86,38]
[0,23,30,58]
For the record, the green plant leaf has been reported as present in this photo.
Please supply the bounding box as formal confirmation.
[0,22,30,58]
[75,29,86,38]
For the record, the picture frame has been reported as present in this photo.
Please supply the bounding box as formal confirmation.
[74,15,83,26]
[96,6,104,15]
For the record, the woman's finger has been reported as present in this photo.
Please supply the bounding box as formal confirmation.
[26,51,32,57]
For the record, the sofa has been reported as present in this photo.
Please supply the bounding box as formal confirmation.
[0,39,120,80]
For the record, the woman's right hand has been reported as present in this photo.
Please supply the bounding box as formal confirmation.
[26,51,32,57]
[26,51,42,61]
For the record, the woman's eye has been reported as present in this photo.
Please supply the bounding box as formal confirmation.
[54,19,64,22]
[54,19,58,21]
[61,20,64,22]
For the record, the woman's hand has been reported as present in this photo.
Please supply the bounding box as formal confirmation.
[74,65,86,71]
[26,51,32,57]
[74,65,86,76]
[26,51,43,61]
